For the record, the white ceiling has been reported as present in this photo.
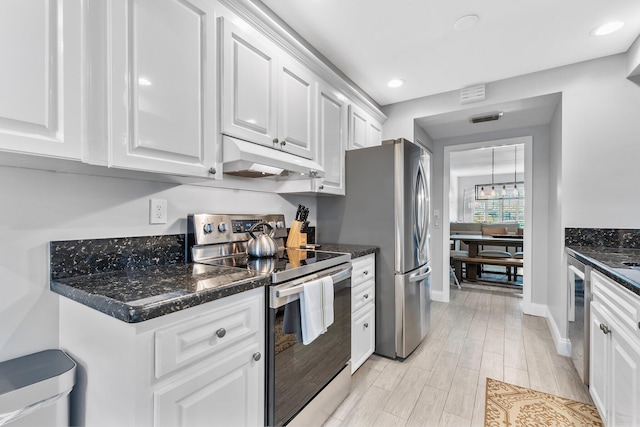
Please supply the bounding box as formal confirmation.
[259,0,640,106]
[450,144,524,179]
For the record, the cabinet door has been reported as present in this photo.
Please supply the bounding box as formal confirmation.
[368,119,383,147]
[348,104,368,150]
[0,0,81,159]
[609,325,640,427]
[109,0,216,177]
[590,302,609,425]
[220,17,278,148]
[154,344,264,427]
[316,81,346,195]
[278,56,315,159]
[352,304,375,374]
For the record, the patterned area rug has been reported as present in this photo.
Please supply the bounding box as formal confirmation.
[484,378,603,427]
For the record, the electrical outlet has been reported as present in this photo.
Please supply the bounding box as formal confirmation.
[149,199,167,224]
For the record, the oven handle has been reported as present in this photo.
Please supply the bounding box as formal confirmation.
[275,265,352,298]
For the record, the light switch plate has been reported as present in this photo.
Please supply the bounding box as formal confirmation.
[149,199,167,224]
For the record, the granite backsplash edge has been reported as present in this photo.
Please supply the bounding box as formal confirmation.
[50,234,185,280]
[565,228,640,249]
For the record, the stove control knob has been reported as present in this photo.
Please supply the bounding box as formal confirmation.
[218,222,228,233]
[276,221,285,229]
[203,223,213,234]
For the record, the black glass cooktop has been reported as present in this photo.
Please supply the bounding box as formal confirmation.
[197,249,350,283]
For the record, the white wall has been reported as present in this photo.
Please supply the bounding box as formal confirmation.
[0,166,316,361]
[384,53,640,227]
[383,53,640,347]
[547,101,567,352]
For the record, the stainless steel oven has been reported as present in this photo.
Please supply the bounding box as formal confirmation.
[187,214,353,427]
[267,263,351,426]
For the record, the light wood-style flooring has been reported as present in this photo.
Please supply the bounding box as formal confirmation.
[323,286,592,427]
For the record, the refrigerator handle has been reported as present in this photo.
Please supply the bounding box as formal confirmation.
[409,266,432,282]
[414,163,429,257]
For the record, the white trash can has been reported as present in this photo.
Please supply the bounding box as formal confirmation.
[0,350,76,426]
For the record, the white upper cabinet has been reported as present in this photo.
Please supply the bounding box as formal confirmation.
[220,16,278,149]
[0,0,82,159]
[316,81,347,195]
[368,119,383,147]
[348,103,382,150]
[107,0,217,178]
[348,104,369,150]
[278,56,315,159]
[220,17,315,160]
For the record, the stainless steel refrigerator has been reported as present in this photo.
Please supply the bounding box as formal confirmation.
[318,138,431,359]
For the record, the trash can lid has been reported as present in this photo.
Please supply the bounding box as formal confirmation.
[0,350,76,395]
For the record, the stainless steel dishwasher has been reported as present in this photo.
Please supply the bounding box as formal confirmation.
[567,253,592,386]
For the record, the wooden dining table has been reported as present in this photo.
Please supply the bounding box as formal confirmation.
[450,234,524,281]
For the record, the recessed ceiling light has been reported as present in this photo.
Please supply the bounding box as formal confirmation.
[387,79,405,88]
[591,21,624,36]
[454,14,479,31]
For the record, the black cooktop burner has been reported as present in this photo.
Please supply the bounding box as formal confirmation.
[197,249,350,284]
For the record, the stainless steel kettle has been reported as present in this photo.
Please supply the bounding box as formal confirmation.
[246,222,278,257]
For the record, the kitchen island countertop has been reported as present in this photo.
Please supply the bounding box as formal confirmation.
[566,245,640,297]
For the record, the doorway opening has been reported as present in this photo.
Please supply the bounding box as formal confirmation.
[443,136,533,311]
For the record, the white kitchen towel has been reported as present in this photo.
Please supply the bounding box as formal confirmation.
[300,276,334,345]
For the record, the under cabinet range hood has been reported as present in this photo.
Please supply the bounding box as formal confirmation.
[222,135,325,179]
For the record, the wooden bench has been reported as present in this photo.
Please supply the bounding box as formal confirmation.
[452,256,523,283]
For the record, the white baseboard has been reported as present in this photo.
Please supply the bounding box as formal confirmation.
[431,289,448,303]
[546,307,572,357]
[523,301,547,317]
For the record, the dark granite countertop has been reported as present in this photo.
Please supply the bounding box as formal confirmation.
[316,244,378,259]
[49,234,270,323]
[566,246,640,297]
[51,263,270,323]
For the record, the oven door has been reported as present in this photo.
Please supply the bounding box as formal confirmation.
[267,264,352,426]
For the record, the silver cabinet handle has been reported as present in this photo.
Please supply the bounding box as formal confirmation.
[364,323,369,328]
[216,328,226,338]
[273,138,279,144]
[319,185,324,190]
[208,167,216,175]
[363,270,369,275]
[363,294,369,299]
[599,324,611,335]
[253,352,261,361]
[280,140,286,146]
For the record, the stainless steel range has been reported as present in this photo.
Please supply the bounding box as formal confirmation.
[187,214,352,426]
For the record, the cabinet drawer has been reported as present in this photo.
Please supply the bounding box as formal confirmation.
[592,270,640,337]
[352,279,374,313]
[155,293,262,379]
[351,254,375,287]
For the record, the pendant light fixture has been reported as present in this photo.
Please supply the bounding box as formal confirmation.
[512,146,519,196]
[490,148,496,197]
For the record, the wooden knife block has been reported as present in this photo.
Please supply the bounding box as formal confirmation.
[286,220,307,248]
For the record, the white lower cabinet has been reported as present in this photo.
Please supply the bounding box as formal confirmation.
[351,254,376,373]
[59,287,265,427]
[589,270,640,427]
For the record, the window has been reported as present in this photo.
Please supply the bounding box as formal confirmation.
[464,188,524,226]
